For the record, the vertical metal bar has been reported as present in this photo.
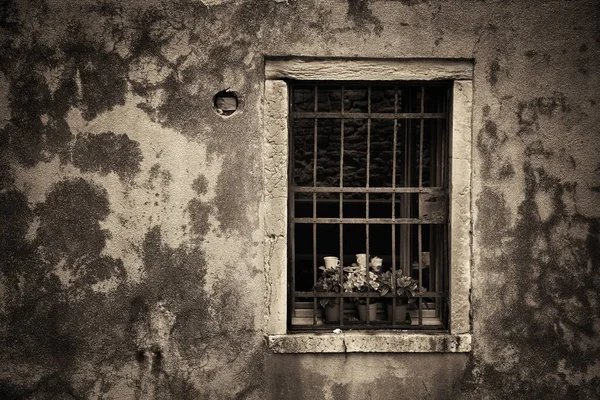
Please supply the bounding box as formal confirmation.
[418,85,425,327]
[418,224,423,326]
[365,85,371,324]
[402,120,410,278]
[443,83,451,327]
[419,86,425,188]
[391,86,398,326]
[289,85,296,327]
[435,225,441,319]
[339,85,345,325]
[401,89,411,279]
[313,85,318,325]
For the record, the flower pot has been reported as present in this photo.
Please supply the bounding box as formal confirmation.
[386,303,408,323]
[323,300,341,323]
[357,303,378,321]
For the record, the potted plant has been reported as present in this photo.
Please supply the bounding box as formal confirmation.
[378,271,418,323]
[343,263,381,321]
[314,265,343,322]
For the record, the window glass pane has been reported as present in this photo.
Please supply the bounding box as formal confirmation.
[395,223,414,276]
[292,118,314,186]
[369,193,392,218]
[370,119,395,187]
[396,119,420,187]
[395,193,419,219]
[343,85,368,113]
[368,224,392,267]
[293,223,314,291]
[424,85,448,113]
[316,223,340,265]
[371,86,396,113]
[294,192,312,218]
[317,85,342,112]
[292,84,315,112]
[343,224,366,267]
[398,85,421,113]
[422,119,433,187]
[316,119,341,186]
[289,80,450,331]
[316,193,339,218]
[426,118,448,187]
[343,193,365,219]
[422,118,449,188]
[343,119,368,187]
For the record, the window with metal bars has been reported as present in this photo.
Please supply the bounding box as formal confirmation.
[288,81,450,331]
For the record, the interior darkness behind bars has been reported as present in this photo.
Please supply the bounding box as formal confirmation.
[289,81,450,329]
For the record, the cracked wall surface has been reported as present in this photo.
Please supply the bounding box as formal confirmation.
[0,0,599,399]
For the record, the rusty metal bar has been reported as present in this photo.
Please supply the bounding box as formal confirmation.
[292,112,447,119]
[365,85,371,324]
[312,84,318,326]
[401,116,411,278]
[293,217,429,224]
[417,85,425,327]
[292,186,445,194]
[295,291,443,298]
[391,85,398,326]
[289,87,296,327]
[339,85,345,325]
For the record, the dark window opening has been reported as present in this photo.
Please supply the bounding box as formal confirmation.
[289,82,451,331]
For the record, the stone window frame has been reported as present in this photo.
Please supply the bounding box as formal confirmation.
[263,58,473,353]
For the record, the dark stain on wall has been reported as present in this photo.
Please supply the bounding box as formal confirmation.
[488,57,500,86]
[524,139,554,158]
[0,189,35,308]
[0,64,67,166]
[61,24,128,121]
[477,119,506,180]
[188,198,211,238]
[35,178,111,265]
[132,224,214,389]
[516,93,571,136]
[465,161,600,398]
[0,178,135,398]
[71,131,143,181]
[0,164,14,190]
[347,0,383,35]
[188,178,211,238]
[192,175,209,196]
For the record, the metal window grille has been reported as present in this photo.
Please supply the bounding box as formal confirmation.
[288,81,451,331]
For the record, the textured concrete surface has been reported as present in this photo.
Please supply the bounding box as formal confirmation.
[0,0,599,399]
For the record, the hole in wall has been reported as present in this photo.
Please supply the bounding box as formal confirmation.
[214,89,240,117]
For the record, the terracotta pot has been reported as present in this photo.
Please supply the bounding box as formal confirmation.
[386,303,408,323]
[357,303,378,321]
[323,300,341,322]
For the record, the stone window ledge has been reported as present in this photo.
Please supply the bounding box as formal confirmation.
[268,332,472,353]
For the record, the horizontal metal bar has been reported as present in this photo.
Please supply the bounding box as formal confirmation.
[292,112,447,119]
[292,217,445,224]
[290,324,446,331]
[292,186,446,194]
[295,291,444,298]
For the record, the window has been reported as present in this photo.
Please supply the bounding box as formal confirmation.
[264,59,472,352]
[289,81,450,331]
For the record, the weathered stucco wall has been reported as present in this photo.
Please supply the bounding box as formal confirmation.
[0,0,598,398]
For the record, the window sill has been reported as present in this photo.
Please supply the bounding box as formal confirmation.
[268,332,472,353]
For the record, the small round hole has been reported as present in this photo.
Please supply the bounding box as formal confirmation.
[214,90,238,117]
